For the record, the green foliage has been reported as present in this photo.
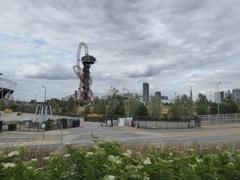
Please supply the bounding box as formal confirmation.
[195,94,209,115]
[135,103,149,116]
[1,141,240,179]
[83,105,91,115]
[106,93,125,117]
[0,100,4,111]
[169,95,194,120]
[92,97,106,114]
[148,96,161,118]
[220,94,239,114]
[66,97,76,114]
[209,103,218,114]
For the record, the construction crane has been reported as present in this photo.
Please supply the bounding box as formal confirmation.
[73,42,96,105]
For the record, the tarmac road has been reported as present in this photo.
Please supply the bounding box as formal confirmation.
[1,122,240,148]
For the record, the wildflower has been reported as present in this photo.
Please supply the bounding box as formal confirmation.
[143,157,152,165]
[8,151,19,157]
[2,162,16,169]
[27,166,33,170]
[108,155,122,164]
[169,152,173,156]
[216,146,221,151]
[228,162,234,166]
[136,165,143,170]
[104,175,115,180]
[64,154,71,158]
[195,157,203,163]
[43,157,51,161]
[31,159,38,162]
[187,148,195,152]
[143,176,150,180]
[86,152,94,157]
[188,163,197,170]
[122,149,132,157]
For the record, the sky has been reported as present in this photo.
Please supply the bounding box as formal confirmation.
[0,0,240,101]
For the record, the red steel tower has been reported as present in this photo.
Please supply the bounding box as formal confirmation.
[73,42,96,105]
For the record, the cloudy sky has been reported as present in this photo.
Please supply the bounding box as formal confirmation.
[0,0,240,101]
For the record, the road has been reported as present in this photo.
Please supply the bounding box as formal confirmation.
[1,122,240,148]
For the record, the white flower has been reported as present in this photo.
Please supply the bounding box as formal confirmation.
[188,163,197,170]
[31,159,38,162]
[195,157,203,163]
[122,149,132,157]
[169,152,173,156]
[64,154,70,158]
[43,157,51,160]
[108,155,122,164]
[143,176,150,180]
[27,166,33,170]
[8,151,19,157]
[136,165,143,170]
[187,148,195,152]
[104,175,115,180]
[85,152,94,157]
[2,162,16,169]
[143,157,152,165]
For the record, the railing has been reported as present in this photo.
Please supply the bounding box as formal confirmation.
[198,113,240,126]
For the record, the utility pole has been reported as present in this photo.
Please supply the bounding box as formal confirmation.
[217,82,221,115]
[42,85,47,140]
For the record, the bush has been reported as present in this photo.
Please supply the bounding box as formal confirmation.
[1,141,240,179]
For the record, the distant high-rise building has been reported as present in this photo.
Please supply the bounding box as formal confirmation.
[155,91,161,98]
[143,83,149,102]
[214,91,224,103]
[233,89,240,102]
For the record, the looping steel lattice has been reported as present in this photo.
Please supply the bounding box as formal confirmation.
[73,42,96,105]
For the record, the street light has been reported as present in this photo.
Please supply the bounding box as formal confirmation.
[122,88,130,117]
[42,85,47,140]
[217,82,221,115]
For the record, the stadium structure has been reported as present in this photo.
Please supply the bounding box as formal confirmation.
[0,73,17,100]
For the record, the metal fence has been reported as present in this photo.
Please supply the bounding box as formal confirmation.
[198,113,240,127]
[134,120,196,129]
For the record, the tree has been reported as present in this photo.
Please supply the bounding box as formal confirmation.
[92,97,106,114]
[66,97,76,114]
[195,94,209,115]
[135,103,148,116]
[128,98,142,116]
[220,94,239,114]
[208,103,218,114]
[169,95,194,120]
[0,99,4,111]
[105,93,125,117]
[48,98,61,114]
[148,96,161,118]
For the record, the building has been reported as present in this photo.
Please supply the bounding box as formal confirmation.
[143,83,149,102]
[0,73,17,100]
[233,89,240,102]
[214,91,224,103]
[155,91,161,98]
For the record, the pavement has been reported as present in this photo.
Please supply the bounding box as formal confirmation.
[1,122,240,148]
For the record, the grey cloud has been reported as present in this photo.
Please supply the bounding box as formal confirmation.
[0,0,240,100]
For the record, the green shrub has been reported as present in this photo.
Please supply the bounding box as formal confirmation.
[1,142,240,179]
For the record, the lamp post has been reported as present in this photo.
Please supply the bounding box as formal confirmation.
[217,82,221,115]
[122,88,130,117]
[42,85,47,140]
